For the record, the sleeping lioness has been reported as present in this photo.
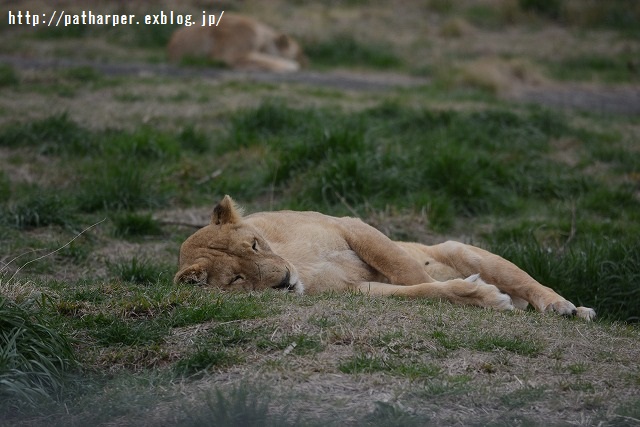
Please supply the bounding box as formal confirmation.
[167,13,307,72]
[174,195,596,321]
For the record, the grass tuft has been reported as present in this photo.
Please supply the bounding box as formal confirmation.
[0,112,90,154]
[473,334,543,356]
[84,314,169,346]
[0,296,77,406]
[174,348,240,377]
[76,158,170,212]
[2,190,76,229]
[112,213,163,238]
[169,293,268,326]
[500,385,547,408]
[488,238,640,322]
[108,257,170,285]
[182,384,301,427]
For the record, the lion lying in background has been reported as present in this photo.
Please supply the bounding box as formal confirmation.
[167,14,307,72]
[175,196,596,321]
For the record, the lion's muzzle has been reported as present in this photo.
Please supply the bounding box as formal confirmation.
[271,271,296,292]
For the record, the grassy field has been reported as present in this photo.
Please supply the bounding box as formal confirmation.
[1,0,639,425]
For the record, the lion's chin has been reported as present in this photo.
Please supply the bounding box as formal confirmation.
[291,280,305,295]
[270,270,304,294]
[271,281,303,294]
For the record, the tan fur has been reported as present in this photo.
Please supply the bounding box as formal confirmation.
[167,14,307,72]
[175,196,596,321]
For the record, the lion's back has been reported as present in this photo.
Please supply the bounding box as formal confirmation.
[246,210,385,290]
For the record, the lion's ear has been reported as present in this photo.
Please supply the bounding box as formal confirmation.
[211,195,243,225]
[174,264,208,285]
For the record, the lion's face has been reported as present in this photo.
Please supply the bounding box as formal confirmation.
[174,196,302,293]
[274,34,308,68]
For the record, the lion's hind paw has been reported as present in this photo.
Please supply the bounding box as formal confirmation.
[576,306,596,321]
[545,300,577,317]
[546,301,596,321]
[464,274,514,311]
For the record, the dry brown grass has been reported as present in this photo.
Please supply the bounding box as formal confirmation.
[457,56,548,95]
[81,294,640,426]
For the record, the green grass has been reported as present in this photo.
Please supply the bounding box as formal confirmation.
[414,375,472,398]
[174,348,241,377]
[168,293,270,326]
[464,4,511,30]
[304,34,402,70]
[1,190,77,229]
[0,172,10,203]
[85,314,170,346]
[0,288,637,425]
[0,296,77,406]
[338,353,389,374]
[567,362,588,375]
[339,353,441,379]
[0,100,638,321]
[220,101,615,219]
[519,0,563,20]
[178,56,228,69]
[62,66,104,83]
[488,238,640,322]
[112,213,163,238]
[0,64,18,87]
[547,54,640,83]
[179,384,304,427]
[49,281,270,344]
[500,385,547,408]
[76,158,172,212]
[563,0,640,35]
[107,257,170,285]
[0,112,91,154]
[125,21,179,48]
[473,334,543,356]
[431,330,462,351]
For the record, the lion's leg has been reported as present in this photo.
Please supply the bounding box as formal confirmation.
[426,241,595,320]
[356,275,514,311]
[237,52,300,72]
[340,218,434,286]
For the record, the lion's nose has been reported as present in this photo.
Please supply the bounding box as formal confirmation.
[272,271,291,290]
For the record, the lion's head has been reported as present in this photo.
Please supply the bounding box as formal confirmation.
[274,33,309,68]
[174,195,302,293]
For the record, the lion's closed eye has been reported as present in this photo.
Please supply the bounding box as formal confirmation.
[252,240,258,252]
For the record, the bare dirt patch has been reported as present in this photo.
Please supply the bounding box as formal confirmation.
[3,54,640,115]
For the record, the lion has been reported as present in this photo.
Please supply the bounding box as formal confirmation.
[167,14,307,72]
[174,195,596,321]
